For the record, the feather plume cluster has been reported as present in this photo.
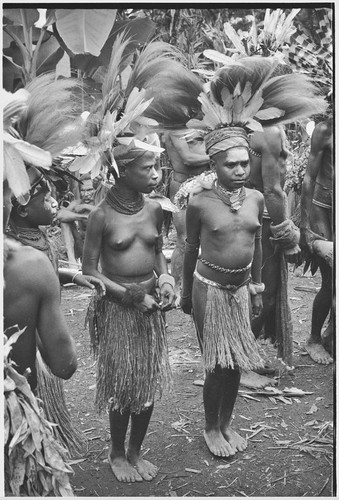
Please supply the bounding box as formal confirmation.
[186,56,327,133]
[69,37,180,178]
[17,74,84,159]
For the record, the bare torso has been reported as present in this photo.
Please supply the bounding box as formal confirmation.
[165,132,209,178]
[315,122,333,189]
[98,199,161,285]
[195,188,263,287]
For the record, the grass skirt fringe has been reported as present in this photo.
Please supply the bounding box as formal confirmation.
[201,283,263,372]
[36,353,85,454]
[86,294,172,414]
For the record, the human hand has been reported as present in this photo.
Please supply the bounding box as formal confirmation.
[74,274,106,296]
[251,294,262,318]
[135,293,160,313]
[159,283,176,311]
[56,208,88,223]
[284,244,301,264]
[73,204,94,214]
[180,294,192,315]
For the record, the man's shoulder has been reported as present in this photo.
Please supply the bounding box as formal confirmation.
[245,187,264,200]
[252,125,282,149]
[5,243,54,286]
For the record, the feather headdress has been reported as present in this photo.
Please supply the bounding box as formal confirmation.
[186,56,327,154]
[4,75,84,203]
[68,36,184,178]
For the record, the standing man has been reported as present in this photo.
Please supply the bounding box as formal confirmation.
[165,130,210,301]
[300,117,333,364]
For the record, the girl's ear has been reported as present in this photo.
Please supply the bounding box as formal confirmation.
[16,204,29,218]
[210,158,216,170]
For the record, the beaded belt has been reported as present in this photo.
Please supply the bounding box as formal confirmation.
[198,258,252,274]
[194,270,250,293]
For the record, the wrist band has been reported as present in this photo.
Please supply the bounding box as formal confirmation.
[158,273,175,289]
[72,270,82,283]
[249,281,265,295]
[121,284,146,306]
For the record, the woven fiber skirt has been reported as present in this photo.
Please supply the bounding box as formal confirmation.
[192,272,263,372]
[86,293,172,414]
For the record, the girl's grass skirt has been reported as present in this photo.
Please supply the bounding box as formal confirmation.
[86,294,172,414]
[193,273,263,372]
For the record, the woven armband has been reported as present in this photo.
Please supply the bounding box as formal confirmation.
[270,219,299,249]
[158,273,175,289]
[121,284,145,306]
[155,234,164,254]
[249,281,265,296]
[185,239,199,253]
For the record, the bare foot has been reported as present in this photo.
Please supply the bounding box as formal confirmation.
[128,456,158,481]
[222,427,247,452]
[305,340,333,364]
[108,454,143,483]
[203,429,235,457]
[240,370,278,389]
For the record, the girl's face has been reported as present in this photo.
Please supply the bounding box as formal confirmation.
[212,147,250,191]
[24,171,58,226]
[124,152,158,194]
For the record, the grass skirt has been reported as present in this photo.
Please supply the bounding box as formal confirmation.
[193,276,263,372]
[86,294,172,414]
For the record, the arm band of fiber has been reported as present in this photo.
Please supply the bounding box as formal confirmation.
[158,273,175,289]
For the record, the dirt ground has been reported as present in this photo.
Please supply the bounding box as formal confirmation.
[61,264,334,497]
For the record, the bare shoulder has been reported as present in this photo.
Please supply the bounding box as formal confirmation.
[5,244,55,288]
[87,202,107,224]
[252,125,282,152]
[245,187,264,204]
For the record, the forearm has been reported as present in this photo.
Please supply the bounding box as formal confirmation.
[300,177,315,229]
[58,268,81,285]
[264,188,287,225]
[154,252,169,277]
[183,153,210,167]
[82,262,126,298]
[251,239,262,284]
[182,249,198,296]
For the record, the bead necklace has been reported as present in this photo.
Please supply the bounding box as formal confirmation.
[105,186,145,215]
[6,221,56,268]
[212,180,246,212]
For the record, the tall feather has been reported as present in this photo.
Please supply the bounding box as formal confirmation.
[260,73,328,123]
[140,62,204,129]
[100,31,131,117]
[17,73,84,158]
[186,56,327,133]
[125,41,184,98]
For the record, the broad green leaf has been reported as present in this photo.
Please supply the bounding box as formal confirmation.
[55,51,71,78]
[4,8,39,28]
[35,35,64,74]
[4,25,49,44]
[55,9,117,56]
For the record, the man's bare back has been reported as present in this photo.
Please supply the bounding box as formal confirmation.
[4,241,77,389]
